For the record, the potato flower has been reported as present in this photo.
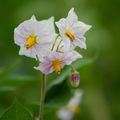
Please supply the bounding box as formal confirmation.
[56,8,91,49]
[35,51,82,75]
[14,15,56,60]
[57,90,83,120]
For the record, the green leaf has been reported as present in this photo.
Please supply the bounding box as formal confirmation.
[26,102,62,120]
[0,76,35,86]
[0,86,16,92]
[0,99,33,120]
[46,80,71,103]
[0,59,21,79]
[47,56,97,92]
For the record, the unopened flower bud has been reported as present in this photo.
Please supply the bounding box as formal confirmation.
[69,71,80,88]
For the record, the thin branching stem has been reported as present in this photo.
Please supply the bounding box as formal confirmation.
[51,34,60,51]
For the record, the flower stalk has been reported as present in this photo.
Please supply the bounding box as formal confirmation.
[39,74,47,120]
[51,34,60,51]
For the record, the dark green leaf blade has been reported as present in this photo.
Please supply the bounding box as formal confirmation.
[0,99,33,120]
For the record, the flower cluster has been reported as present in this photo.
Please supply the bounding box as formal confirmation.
[14,8,91,75]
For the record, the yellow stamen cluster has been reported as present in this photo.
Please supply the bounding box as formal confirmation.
[52,59,62,74]
[26,34,37,49]
[71,106,80,114]
[65,31,75,41]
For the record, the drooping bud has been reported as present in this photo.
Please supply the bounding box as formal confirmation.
[69,71,80,88]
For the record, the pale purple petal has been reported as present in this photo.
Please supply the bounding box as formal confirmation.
[72,21,92,35]
[52,52,63,60]
[37,57,54,74]
[55,18,67,31]
[19,46,37,59]
[62,51,82,65]
[74,37,87,49]
[66,8,78,27]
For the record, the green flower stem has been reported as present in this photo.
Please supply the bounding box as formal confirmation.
[51,34,60,51]
[56,39,62,51]
[39,74,47,120]
[71,64,77,72]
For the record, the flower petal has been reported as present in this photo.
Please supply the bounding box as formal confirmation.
[35,58,54,74]
[66,8,78,26]
[73,21,92,35]
[19,46,37,59]
[74,37,87,49]
[62,51,82,65]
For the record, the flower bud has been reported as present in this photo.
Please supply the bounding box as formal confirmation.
[69,71,80,88]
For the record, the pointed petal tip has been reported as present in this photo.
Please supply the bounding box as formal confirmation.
[31,15,37,21]
[68,8,75,15]
[49,16,54,21]
[87,24,92,30]
[70,7,75,12]
[34,66,38,70]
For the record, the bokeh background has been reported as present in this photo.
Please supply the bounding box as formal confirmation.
[0,0,120,120]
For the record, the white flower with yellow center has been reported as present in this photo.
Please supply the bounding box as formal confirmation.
[14,15,56,60]
[35,51,82,75]
[57,90,83,120]
[56,8,92,49]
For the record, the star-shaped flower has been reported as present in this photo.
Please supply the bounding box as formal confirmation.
[14,15,56,60]
[56,8,91,50]
[35,51,82,74]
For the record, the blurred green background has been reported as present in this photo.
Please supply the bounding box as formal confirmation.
[0,0,120,120]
